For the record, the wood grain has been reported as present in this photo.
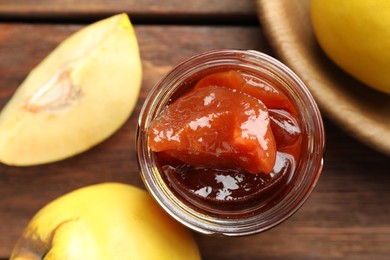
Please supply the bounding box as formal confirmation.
[0,0,256,23]
[257,0,390,156]
[0,22,389,260]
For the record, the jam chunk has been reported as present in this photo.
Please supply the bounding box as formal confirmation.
[194,70,296,114]
[148,86,277,174]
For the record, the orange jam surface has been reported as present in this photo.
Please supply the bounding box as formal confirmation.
[148,70,302,212]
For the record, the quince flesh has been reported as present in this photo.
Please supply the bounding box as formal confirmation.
[10,183,201,260]
[0,13,142,166]
[311,0,390,95]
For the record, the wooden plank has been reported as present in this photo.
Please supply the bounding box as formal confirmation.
[1,23,390,259]
[0,0,257,23]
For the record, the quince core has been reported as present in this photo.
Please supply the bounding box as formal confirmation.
[0,13,142,166]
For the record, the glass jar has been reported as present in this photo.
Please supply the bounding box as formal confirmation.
[136,49,325,236]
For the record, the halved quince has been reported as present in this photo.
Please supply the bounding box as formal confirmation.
[0,13,142,166]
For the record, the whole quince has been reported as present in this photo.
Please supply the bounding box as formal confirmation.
[10,183,201,260]
[311,0,390,95]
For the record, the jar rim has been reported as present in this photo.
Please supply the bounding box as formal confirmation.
[137,49,325,236]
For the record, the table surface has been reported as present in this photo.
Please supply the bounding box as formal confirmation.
[1,1,389,259]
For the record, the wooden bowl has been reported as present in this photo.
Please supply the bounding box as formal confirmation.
[257,0,390,156]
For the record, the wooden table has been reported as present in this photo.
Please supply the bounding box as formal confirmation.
[1,1,389,259]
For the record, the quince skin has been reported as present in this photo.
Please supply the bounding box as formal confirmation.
[0,13,142,166]
[11,183,201,260]
[311,0,390,94]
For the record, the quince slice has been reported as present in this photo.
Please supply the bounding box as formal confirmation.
[0,13,142,166]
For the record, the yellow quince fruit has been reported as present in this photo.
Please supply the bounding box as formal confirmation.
[311,0,390,94]
[10,183,201,260]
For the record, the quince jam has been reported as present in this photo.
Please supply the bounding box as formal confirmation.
[148,70,302,214]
